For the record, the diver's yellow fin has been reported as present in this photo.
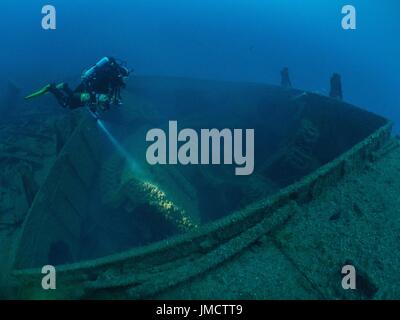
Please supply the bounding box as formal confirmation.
[24,84,52,100]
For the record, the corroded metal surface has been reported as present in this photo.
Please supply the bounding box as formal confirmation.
[12,113,101,270]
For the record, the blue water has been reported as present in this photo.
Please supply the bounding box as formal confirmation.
[97,117,144,177]
[0,0,399,130]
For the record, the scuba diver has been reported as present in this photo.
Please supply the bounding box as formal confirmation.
[25,57,130,113]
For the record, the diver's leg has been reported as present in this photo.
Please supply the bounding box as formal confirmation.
[48,84,70,108]
[59,83,74,96]
[68,93,86,110]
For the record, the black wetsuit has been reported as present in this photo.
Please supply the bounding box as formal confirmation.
[48,83,86,109]
[50,57,127,109]
[81,58,126,92]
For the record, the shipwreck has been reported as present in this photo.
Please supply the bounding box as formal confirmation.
[1,76,399,299]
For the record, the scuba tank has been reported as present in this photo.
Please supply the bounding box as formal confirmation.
[81,57,130,105]
[81,57,111,81]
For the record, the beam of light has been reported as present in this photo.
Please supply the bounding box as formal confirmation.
[96,119,143,177]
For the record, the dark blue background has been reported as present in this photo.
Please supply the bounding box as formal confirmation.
[1,0,399,129]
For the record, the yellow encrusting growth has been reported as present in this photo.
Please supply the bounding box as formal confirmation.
[100,153,199,232]
[122,179,198,232]
[142,181,198,231]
